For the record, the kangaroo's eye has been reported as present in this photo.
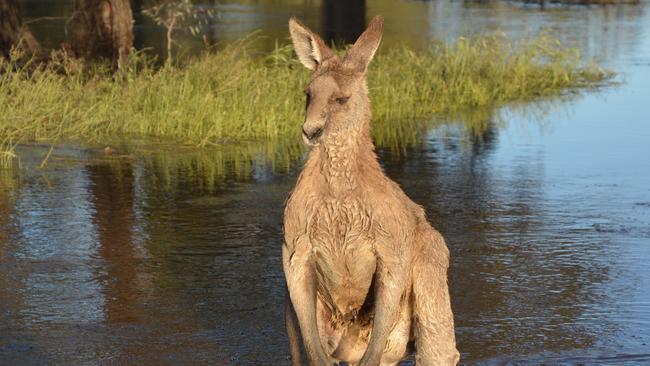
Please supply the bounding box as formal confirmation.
[304,91,311,109]
[336,96,349,105]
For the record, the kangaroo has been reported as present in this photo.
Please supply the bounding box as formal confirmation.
[283,16,460,366]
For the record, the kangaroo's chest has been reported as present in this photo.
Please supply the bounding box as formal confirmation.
[307,198,377,317]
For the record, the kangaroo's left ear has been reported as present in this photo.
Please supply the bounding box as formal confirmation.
[344,15,384,73]
[289,17,335,70]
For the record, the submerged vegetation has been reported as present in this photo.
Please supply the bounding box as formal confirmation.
[0,34,612,166]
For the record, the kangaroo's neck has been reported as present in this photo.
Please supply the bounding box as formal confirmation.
[306,120,380,195]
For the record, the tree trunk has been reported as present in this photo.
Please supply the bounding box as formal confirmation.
[165,18,174,65]
[70,0,134,68]
[0,0,41,59]
[322,0,366,47]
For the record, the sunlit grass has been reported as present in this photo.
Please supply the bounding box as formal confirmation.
[0,34,613,166]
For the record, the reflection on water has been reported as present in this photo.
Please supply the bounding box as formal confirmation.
[0,146,290,364]
[2,94,650,364]
[381,123,643,362]
[3,0,650,364]
[2,91,649,363]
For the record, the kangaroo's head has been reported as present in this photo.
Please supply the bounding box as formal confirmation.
[289,16,383,147]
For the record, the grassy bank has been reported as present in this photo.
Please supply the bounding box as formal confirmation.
[0,34,612,165]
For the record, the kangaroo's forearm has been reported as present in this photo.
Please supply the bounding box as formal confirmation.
[283,244,330,365]
[357,261,408,366]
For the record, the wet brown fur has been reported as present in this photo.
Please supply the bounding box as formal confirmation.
[283,16,459,366]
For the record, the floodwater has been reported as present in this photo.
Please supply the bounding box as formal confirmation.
[3,1,650,365]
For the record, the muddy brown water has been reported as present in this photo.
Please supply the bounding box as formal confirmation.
[3,1,650,365]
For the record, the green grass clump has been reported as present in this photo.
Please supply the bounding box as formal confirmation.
[0,34,612,164]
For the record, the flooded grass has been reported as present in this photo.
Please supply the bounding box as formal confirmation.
[0,34,612,166]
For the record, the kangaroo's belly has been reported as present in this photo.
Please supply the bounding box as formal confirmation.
[308,198,378,317]
[306,197,412,363]
[312,237,376,318]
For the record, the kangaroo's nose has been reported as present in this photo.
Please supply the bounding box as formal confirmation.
[302,127,323,141]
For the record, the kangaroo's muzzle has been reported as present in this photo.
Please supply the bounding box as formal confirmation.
[302,126,324,145]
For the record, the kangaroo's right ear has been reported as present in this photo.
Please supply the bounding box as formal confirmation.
[344,15,384,73]
[289,17,334,70]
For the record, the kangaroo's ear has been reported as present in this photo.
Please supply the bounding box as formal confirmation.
[289,17,334,70]
[344,15,384,73]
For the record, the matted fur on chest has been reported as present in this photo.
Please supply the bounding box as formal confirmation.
[306,198,379,317]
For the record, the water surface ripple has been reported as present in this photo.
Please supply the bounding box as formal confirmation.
[2,1,650,365]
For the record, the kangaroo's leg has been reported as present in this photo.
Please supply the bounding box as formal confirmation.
[283,242,331,366]
[286,294,305,366]
[357,248,409,366]
[412,230,459,365]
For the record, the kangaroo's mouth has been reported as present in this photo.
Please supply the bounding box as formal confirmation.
[302,127,323,146]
